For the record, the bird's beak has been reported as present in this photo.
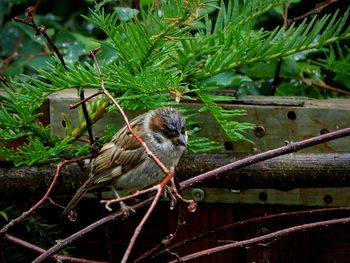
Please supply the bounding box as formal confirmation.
[173,134,187,147]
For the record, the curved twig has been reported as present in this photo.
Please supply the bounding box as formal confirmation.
[0,157,91,235]
[151,206,350,260]
[180,127,350,189]
[32,197,153,263]
[170,216,350,262]
[121,169,175,263]
[4,234,107,263]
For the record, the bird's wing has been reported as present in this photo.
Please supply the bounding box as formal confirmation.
[87,114,148,188]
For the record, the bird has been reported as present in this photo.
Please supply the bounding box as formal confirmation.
[62,106,187,217]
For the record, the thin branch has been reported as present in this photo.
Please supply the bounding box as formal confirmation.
[68,99,109,141]
[271,59,282,96]
[80,89,95,147]
[122,186,164,263]
[134,202,186,263]
[4,234,107,263]
[14,6,96,148]
[0,33,24,74]
[171,216,350,262]
[287,0,339,26]
[101,185,159,207]
[302,77,350,95]
[16,51,53,58]
[180,127,350,189]
[70,92,104,109]
[283,2,289,28]
[0,156,91,235]
[121,170,175,263]
[152,206,350,260]
[32,197,153,263]
[15,6,66,68]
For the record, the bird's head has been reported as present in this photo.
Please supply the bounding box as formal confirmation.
[148,107,187,148]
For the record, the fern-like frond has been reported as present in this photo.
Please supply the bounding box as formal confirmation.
[197,90,255,143]
[212,0,286,33]
[314,44,350,87]
[178,4,350,80]
[0,137,72,166]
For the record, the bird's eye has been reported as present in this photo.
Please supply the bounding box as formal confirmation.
[180,127,186,135]
[162,126,178,138]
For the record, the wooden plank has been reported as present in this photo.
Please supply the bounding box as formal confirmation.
[184,187,350,206]
[1,153,350,207]
[47,90,350,153]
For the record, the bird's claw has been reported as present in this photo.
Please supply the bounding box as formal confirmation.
[120,201,135,218]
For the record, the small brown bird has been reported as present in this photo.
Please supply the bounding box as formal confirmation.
[63,107,187,216]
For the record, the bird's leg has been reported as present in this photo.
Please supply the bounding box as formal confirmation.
[169,177,192,204]
[106,187,135,218]
[164,185,177,210]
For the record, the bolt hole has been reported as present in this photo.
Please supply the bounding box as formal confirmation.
[254,126,265,137]
[62,120,66,127]
[320,128,329,135]
[323,194,333,204]
[224,141,234,151]
[258,192,268,202]
[287,111,296,120]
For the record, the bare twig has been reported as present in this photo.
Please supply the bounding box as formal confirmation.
[16,51,53,58]
[302,77,350,95]
[80,89,95,147]
[70,92,104,109]
[171,216,350,262]
[15,6,66,68]
[101,185,159,207]
[121,169,175,263]
[134,202,186,263]
[32,197,153,263]
[4,234,107,263]
[152,206,350,260]
[0,33,24,74]
[0,156,91,235]
[180,127,350,189]
[283,2,289,28]
[14,6,96,148]
[287,0,338,26]
[122,186,164,263]
[68,99,109,140]
[271,59,282,96]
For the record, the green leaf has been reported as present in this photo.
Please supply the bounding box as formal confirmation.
[0,211,8,221]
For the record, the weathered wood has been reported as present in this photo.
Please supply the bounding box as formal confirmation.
[1,153,350,202]
[47,90,350,153]
[183,187,350,206]
[178,153,350,190]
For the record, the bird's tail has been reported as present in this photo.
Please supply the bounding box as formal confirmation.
[62,180,89,217]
